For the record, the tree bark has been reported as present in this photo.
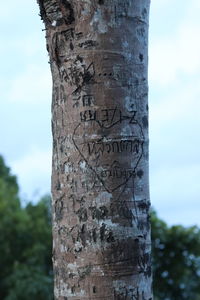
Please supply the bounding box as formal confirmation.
[37,0,151,299]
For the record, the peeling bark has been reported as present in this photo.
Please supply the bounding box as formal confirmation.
[37,0,152,299]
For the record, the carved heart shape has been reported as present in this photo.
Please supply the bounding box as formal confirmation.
[72,120,143,192]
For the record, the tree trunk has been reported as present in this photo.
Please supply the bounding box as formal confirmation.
[37,0,151,299]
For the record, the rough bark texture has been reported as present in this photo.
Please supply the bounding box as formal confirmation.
[38,0,151,299]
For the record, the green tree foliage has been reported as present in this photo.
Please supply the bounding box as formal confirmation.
[0,156,53,299]
[152,210,200,300]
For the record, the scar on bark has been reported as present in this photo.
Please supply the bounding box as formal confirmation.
[59,0,75,25]
[37,0,75,26]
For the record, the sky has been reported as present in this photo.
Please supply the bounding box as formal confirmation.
[0,0,200,226]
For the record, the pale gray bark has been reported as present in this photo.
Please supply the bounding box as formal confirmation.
[37,0,152,299]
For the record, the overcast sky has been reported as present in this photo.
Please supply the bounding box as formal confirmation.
[0,0,200,226]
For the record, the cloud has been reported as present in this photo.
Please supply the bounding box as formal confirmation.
[149,25,200,86]
[0,1,39,22]
[0,34,47,59]
[150,77,200,126]
[150,75,200,183]
[149,77,200,225]
[149,3,200,226]
[11,147,52,201]
[149,0,200,86]
[150,0,174,10]
[8,64,52,104]
[150,163,200,226]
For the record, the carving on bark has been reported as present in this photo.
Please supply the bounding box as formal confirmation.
[72,116,144,192]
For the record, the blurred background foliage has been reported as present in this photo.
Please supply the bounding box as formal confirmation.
[152,210,200,300]
[0,155,200,299]
[0,156,53,300]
